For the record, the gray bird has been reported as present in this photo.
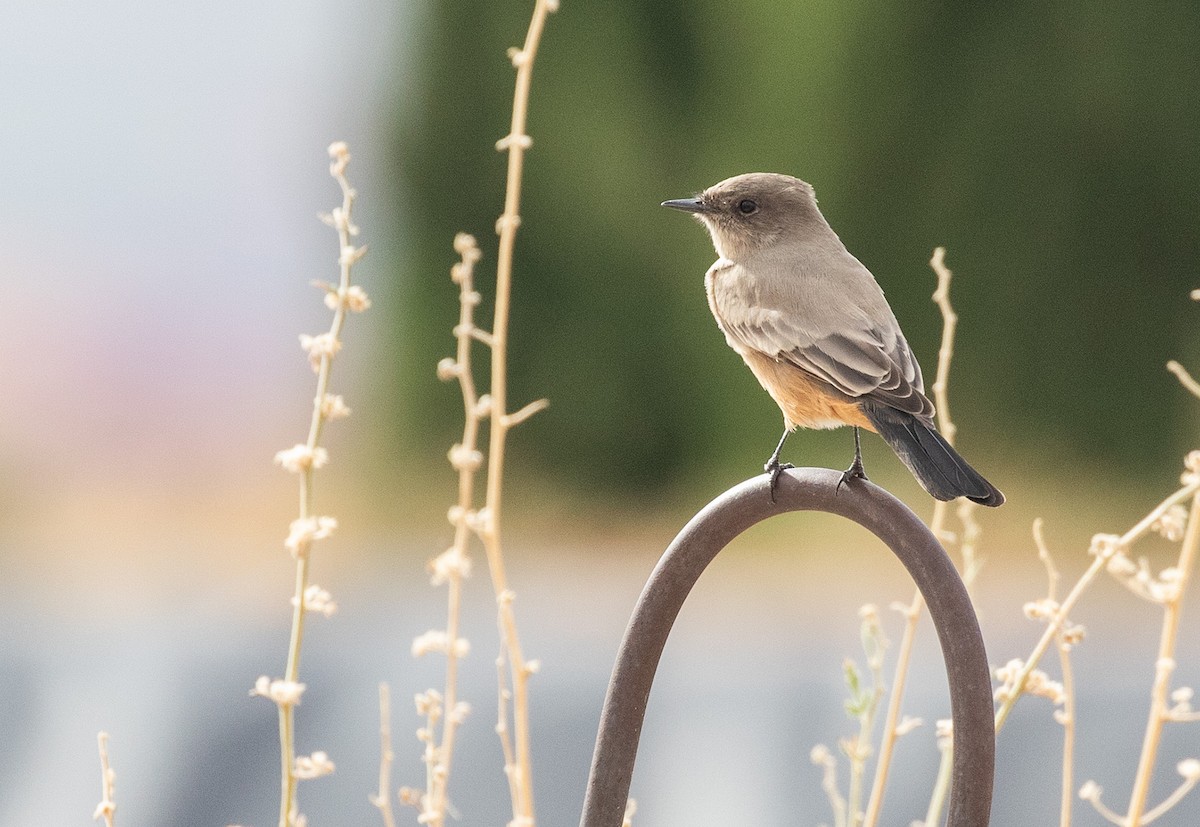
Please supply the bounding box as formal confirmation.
[663,172,1004,506]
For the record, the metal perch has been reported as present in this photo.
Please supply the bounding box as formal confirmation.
[579,467,994,826]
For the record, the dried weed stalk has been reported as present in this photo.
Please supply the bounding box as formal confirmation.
[398,3,557,826]
[994,291,1200,826]
[93,732,116,827]
[370,683,398,827]
[1030,518,1079,826]
[1003,464,1200,826]
[841,606,890,823]
[400,234,482,826]
[457,1,559,822]
[256,141,369,827]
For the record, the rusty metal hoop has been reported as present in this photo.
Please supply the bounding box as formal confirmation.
[579,467,994,826]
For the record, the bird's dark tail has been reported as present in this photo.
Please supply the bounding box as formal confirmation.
[862,404,1005,507]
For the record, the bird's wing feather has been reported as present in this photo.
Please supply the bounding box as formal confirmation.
[712,258,934,419]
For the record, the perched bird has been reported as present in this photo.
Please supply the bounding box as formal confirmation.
[663,173,1003,506]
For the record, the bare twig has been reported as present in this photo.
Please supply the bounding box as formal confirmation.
[370,684,398,827]
[928,247,960,446]
[843,606,888,825]
[1167,360,1200,400]
[261,142,365,827]
[93,732,116,827]
[1056,647,1077,827]
[1031,518,1077,827]
[811,745,848,827]
[476,2,558,824]
[1124,485,1200,823]
[496,650,521,813]
[994,478,1200,733]
[415,233,485,827]
[1140,762,1200,824]
[1079,781,1126,825]
[918,720,954,827]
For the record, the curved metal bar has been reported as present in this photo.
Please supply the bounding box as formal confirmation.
[579,467,994,826]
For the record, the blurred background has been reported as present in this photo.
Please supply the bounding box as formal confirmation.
[3,0,1200,825]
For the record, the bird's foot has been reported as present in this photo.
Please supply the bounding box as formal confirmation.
[765,459,795,503]
[836,456,868,494]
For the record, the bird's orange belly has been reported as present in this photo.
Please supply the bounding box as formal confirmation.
[740,349,874,432]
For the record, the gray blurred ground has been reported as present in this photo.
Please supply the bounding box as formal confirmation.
[4,523,1198,826]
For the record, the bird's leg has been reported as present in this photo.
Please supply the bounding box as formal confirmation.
[837,426,868,493]
[764,427,794,503]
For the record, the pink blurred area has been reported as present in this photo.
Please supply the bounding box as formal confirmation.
[0,0,406,582]
[0,3,410,821]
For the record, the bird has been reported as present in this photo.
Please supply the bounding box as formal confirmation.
[662,172,1004,506]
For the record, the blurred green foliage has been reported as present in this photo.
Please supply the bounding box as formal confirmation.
[385,0,1200,501]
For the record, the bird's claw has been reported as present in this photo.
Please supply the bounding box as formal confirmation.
[765,460,794,503]
[836,457,868,494]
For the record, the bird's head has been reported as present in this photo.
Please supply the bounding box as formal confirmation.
[662,172,825,261]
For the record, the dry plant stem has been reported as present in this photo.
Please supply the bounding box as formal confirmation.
[428,568,466,824]
[1124,487,1200,824]
[1139,772,1200,824]
[848,685,884,824]
[846,619,887,826]
[1167,360,1200,399]
[863,247,964,827]
[373,684,398,827]
[814,748,848,827]
[497,655,521,810]
[994,479,1200,733]
[1144,786,1200,825]
[848,733,872,824]
[277,148,362,827]
[421,237,484,827]
[862,586,923,827]
[1057,638,1077,827]
[480,2,556,824]
[1033,518,1076,827]
[94,731,116,827]
[956,498,982,589]
[927,247,960,447]
[922,738,954,827]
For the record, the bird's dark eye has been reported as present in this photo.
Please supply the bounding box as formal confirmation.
[737,199,758,215]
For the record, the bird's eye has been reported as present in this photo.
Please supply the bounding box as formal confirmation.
[737,199,758,215]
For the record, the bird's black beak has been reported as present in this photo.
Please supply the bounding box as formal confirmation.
[661,197,712,214]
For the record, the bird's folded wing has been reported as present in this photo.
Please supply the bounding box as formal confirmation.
[721,303,935,419]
